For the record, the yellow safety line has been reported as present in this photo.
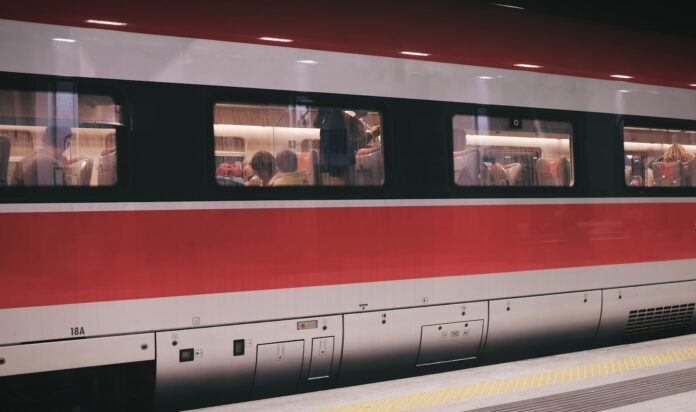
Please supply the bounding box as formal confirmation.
[316,345,696,412]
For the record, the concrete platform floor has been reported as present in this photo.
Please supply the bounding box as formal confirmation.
[195,334,696,412]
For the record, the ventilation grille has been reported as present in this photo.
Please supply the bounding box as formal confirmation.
[623,303,695,343]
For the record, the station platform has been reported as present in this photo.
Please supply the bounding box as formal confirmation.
[196,334,696,411]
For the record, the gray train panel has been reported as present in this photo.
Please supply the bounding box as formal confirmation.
[0,333,154,377]
[338,302,487,383]
[253,340,305,399]
[485,290,601,361]
[596,281,696,346]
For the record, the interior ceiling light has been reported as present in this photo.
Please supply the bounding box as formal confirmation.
[259,37,293,43]
[297,60,317,65]
[52,38,76,43]
[611,74,633,79]
[690,84,696,87]
[86,19,127,26]
[400,51,430,57]
[514,63,542,69]
[479,76,494,79]
[618,89,631,93]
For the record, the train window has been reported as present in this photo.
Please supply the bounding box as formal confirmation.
[0,89,121,187]
[452,115,574,187]
[213,103,383,187]
[623,127,696,187]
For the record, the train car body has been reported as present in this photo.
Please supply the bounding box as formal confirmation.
[1,1,696,409]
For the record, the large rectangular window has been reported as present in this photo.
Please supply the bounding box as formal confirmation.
[0,88,121,187]
[623,126,696,187]
[452,115,574,187]
[213,103,383,187]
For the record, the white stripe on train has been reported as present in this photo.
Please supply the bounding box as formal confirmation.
[0,197,695,214]
[1,19,696,120]
[1,257,695,345]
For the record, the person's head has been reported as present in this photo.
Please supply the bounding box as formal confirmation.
[275,149,298,173]
[42,126,72,158]
[353,109,369,119]
[664,143,695,163]
[250,150,275,183]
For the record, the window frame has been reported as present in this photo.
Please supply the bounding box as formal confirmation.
[620,115,696,195]
[445,103,582,197]
[207,88,391,196]
[0,71,131,200]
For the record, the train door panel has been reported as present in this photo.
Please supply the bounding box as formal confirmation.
[485,291,601,362]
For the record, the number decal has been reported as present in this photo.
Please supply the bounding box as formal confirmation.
[70,326,86,336]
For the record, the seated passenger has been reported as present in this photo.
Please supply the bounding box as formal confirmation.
[628,175,644,187]
[246,150,275,186]
[215,162,244,186]
[481,163,508,186]
[242,164,255,183]
[663,143,695,163]
[11,126,71,186]
[268,149,309,186]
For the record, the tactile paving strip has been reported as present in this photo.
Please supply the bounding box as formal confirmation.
[317,346,696,412]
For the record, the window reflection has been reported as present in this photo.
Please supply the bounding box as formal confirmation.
[0,90,121,187]
[213,103,384,187]
[452,115,574,187]
[624,127,696,187]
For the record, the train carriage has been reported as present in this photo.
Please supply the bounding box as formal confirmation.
[1,1,696,410]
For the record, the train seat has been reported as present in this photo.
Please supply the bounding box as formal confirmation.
[355,148,384,186]
[0,135,9,185]
[687,158,696,187]
[652,161,684,187]
[453,148,479,185]
[536,157,570,186]
[480,163,508,186]
[624,166,632,185]
[298,150,319,185]
[502,162,523,186]
[97,149,117,185]
[64,157,94,186]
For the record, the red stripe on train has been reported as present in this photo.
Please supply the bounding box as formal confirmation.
[1,202,695,309]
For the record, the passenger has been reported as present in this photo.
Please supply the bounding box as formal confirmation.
[242,164,255,183]
[267,150,309,186]
[246,150,275,186]
[315,108,354,184]
[11,126,71,186]
[357,125,382,156]
[663,143,695,163]
[215,162,244,186]
[347,110,376,151]
[628,175,644,187]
